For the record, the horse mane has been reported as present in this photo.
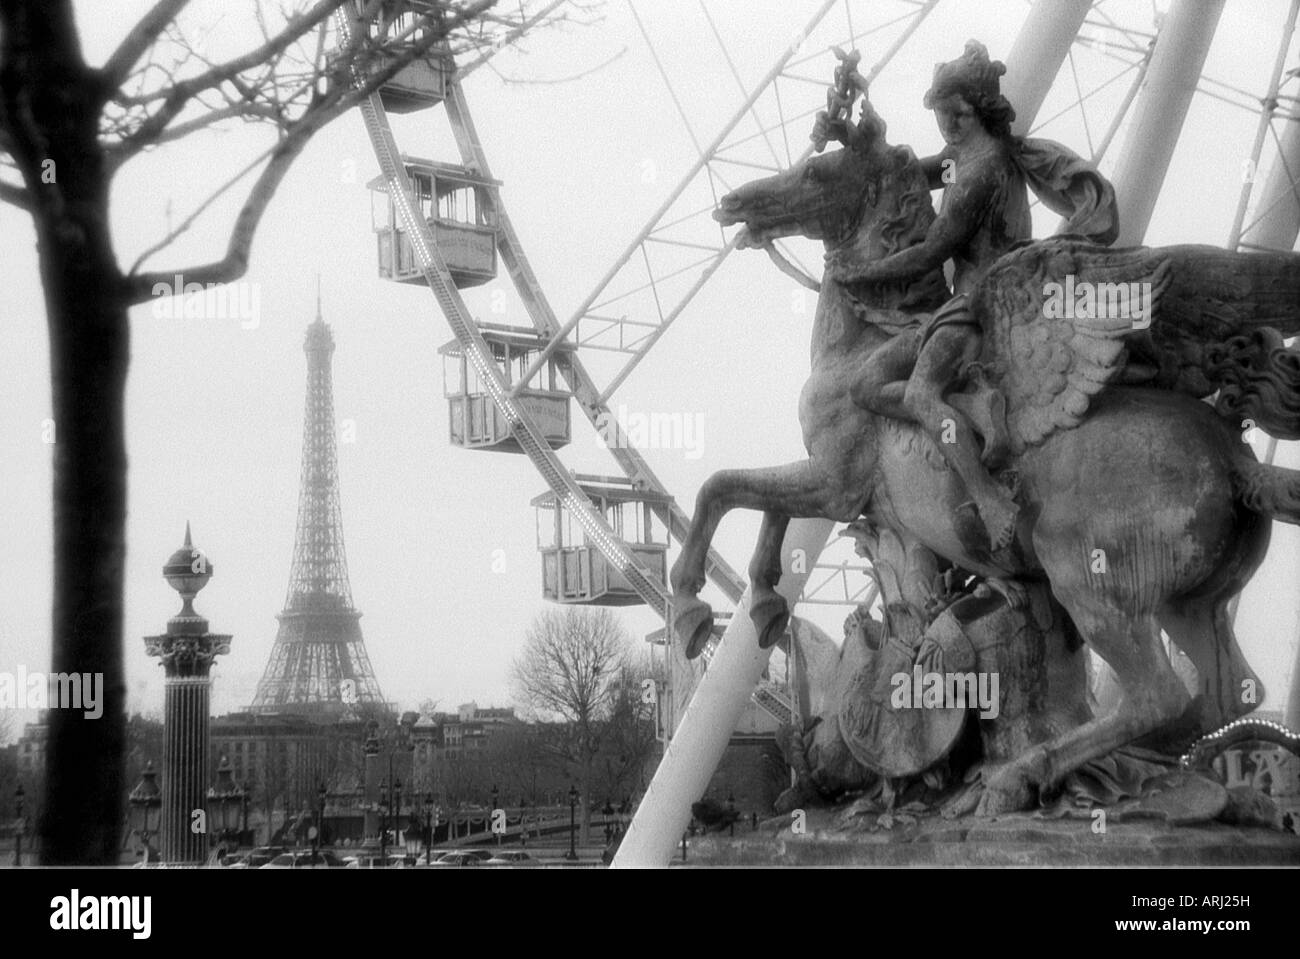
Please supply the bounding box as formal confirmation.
[877,144,936,256]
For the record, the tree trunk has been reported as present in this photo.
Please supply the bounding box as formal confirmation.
[579,772,592,845]
[1,0,129,865]
[39,217,129,865]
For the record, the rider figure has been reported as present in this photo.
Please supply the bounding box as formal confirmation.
[814,40,1115,551]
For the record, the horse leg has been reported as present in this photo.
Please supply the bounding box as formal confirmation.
[1159,598,1263,736]
[670,460,860,657]
[979,592,1190,815]
[748,511,792,650]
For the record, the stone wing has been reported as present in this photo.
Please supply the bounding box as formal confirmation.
[970,238,1173,452]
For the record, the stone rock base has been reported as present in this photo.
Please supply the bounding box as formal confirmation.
[685,807,1300,866]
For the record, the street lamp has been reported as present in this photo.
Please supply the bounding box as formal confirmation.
[423,793,437,865]
[565,784,579,861]
[207,755,243,855]
[240,781,251,847]
[12,784,25,867]
[392,777,403,850]
[601,798,615,845]
[365,718,415,857]
[128,762,162,866]
[404,814,423,862]
[491,784,501,847]
[315,782,327,853]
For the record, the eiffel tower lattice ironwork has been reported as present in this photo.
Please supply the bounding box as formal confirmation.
[249,302,388,715]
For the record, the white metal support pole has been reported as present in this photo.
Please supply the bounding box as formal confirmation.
[612,518,834,868]
[1240,116,1300,252]
[1110,0,1225,245]
[1003,0,1093,137]
[1226,0,1300,251]
[611,1,1102,869]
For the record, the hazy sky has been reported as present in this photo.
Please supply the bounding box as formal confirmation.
[2,0,1298,729]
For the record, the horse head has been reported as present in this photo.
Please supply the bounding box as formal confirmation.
[714,101,939,291]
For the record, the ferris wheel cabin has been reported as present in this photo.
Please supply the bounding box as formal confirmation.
[439,324,573,453]
[532,480,671,607]
[351,1,453,113]
[369,157,499,288]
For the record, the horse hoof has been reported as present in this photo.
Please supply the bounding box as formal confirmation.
[675,597,716,659]
[976,765,1039,817]
[751,592,790,650]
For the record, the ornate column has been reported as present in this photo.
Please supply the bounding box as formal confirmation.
[143,524,231,865]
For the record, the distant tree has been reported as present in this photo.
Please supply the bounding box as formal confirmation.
[510,607,635,844]
[0,0,580,864]
[591,655,659,804]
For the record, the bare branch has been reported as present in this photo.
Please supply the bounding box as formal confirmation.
[106,0,348,159]
[0,178,33,211]
[121,107,329,302]
[126,141,276,274]
[99,0,193,93]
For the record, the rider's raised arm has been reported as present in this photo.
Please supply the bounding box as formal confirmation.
[832,165,991,284]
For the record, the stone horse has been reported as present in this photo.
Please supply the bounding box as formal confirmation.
[668,107,1300,813]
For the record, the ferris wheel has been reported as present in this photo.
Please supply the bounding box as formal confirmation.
[332,0,1300,860]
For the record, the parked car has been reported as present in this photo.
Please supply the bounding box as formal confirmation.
[260,850,348,869]
[455,849,495,861]
[228,846,287,869]
[484,851,536,867]
[428,852,482,867]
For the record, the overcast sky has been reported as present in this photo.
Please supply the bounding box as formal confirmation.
[2,0,1298,728]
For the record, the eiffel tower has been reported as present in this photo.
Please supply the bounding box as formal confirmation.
[248,298,388,715]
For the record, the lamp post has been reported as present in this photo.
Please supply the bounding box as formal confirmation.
[240,781,251,846]
[423,793,437,865]
[602,799,615,846]
[728,791,736,838]
[491,784,501,847]
[565,784,579,861]
[363,718,414,855]
[392,778,403,855]
[315,782,327,853]
[128,762,162,866]
[404,814,422,864]
[13,784,25,867]
[207,755,243,856]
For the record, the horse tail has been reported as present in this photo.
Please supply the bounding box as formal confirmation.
[1232,457,1300,525]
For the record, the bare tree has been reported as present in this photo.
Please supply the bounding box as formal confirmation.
[510,607,634,843]
[0,0,585,864]
[592,654,659,804]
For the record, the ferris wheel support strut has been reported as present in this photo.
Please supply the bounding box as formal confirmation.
[1226,0,1300,251]
[613,0,1096,867]
[1110,0,1225,246]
